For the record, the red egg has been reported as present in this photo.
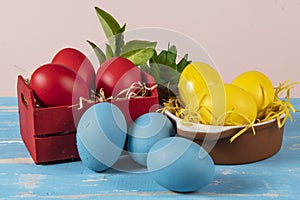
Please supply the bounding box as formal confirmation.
[96,57,142,98]
[30,63,90,107]
[52,48,96,91]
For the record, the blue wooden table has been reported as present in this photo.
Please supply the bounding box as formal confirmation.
[1,97,300,200]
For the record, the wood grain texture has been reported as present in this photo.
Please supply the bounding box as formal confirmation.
[0,97,300,199]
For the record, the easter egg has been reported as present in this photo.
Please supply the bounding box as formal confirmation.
[198,84,257,126]
[231,71,274,112]
[52,47,96,91]
[30,63,90,107]
[76,102,127,172]
[96,57,142,98]
[147,137,215,193]
[126,112,175,166]
[178,62,224,111]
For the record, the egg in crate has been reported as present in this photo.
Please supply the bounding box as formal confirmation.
[96,57,142,98]
[147,137,215,193]
[30,63,90,107]
[76,102,127,172]
[126,112,176,166]
[52,47,96,91]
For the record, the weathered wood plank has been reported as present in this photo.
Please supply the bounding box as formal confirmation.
[0,97,19,140]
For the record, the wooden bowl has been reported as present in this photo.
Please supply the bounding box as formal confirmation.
[165,110,285,165]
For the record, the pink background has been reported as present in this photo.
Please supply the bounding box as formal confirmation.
[1,0,299,97]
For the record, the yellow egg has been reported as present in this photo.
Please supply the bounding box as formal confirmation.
[178,62,224,112]
[231,71,274,111]
[198,84,257,126]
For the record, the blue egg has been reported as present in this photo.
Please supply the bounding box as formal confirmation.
[76,102,127,172]
[126,112,175,166]
[147,137,215,193]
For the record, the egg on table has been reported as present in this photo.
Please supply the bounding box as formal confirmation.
[126,112,176,166]
[76,102,127,172]
[147,137,215,193]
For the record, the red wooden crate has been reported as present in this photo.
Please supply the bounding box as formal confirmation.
[17,72,159,164]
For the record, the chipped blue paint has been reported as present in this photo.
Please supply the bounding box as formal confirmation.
[0,98,299,199]
[0,97,19,141]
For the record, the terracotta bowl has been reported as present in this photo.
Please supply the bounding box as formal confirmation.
[165,110,285,165]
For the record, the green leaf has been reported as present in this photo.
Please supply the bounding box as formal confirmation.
[95,7,121,39]
[122,48,155,66]
[165,45,177,69]
[177,54,190,73]
[87,40,106,65]
[150,50,158,63]
[149,63,162,84]
[157,51,167,64]
[120,40,157,66]
[139,64,150,73]
[147,43,193,84]
[105,44,114,59]
[159,65,180,85]
[121,40,157,55]
[114,24,126,56]
[166,53,176,69]
[168,45,177,55]
[117,23,126,34]
[95,7,126,55]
